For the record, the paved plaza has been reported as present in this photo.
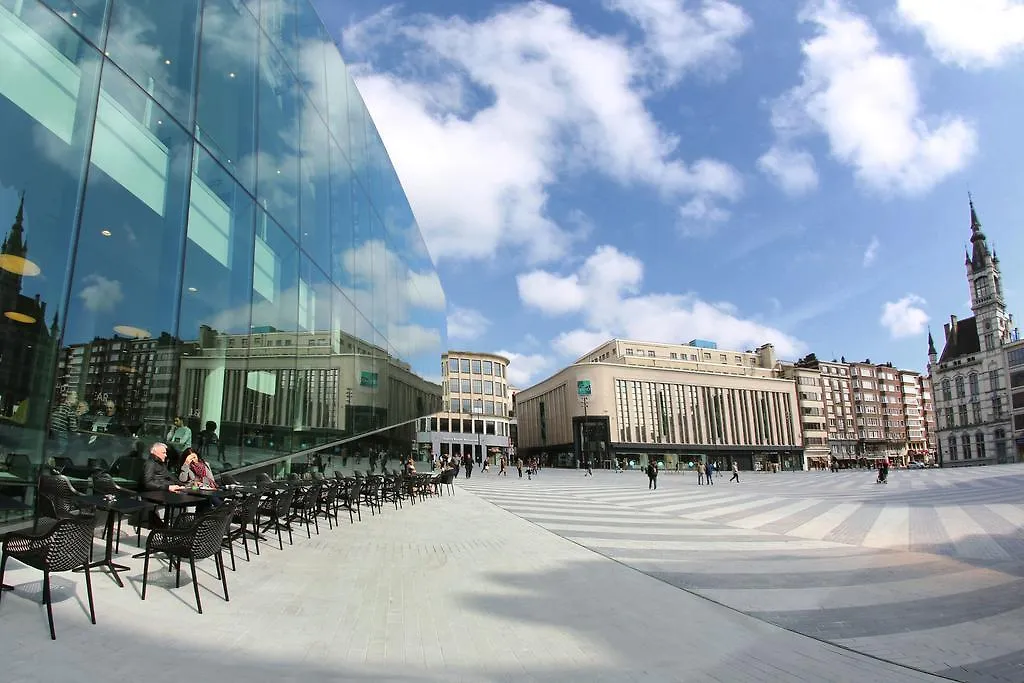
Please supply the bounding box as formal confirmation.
[2,467,1022,682]
[462,465,1024,683]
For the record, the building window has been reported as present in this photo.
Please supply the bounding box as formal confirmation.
[461,399,471,413]
[955,376,965,398]
[483,361,493,375]
[975,278,990,301]
[449,358,459,373]
[460,379,470,393]
[450,381,459,394]
[449,399,458,412]
[648,350,655,357]
[670,352,678,359]
[471,359,482,373]
[969,373,979,396]
[993,396,1003,418]
[976,431,986,459]
[948,435,958,460]
[472,379,482,393]
[484,380,494,395]
[984,333,995,351]
[962,433,972,458]
[460,359,471,373]
[942,379,952,401]
[485,420,495,435]
[958,404,968,426]
[972,403,982,424]
[439,418,449,431]
[626,348,634,355]
[484,400,495,414]
[1008,349,1024,367]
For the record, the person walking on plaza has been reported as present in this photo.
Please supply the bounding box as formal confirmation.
[705,461,714,485]
[729,461,739,483]
[583,457,592,477]
[646,461,658,489]
[516,457,524,478]
[463,452,474,479]
[697,462,704,485]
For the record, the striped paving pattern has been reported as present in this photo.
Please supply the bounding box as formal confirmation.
[461,465,1024,683]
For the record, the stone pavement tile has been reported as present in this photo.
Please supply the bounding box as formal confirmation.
[1,483,943,683]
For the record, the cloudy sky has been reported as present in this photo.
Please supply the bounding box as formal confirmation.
[312,0,1024,387]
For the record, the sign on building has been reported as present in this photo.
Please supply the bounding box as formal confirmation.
[359,371,378,388]
[577,380,591,397]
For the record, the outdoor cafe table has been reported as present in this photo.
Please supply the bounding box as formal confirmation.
[0,493,31,591]
[139,490,207,527]
[73,494,152,588]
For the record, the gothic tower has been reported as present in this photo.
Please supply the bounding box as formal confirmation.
[965,195,1011,352]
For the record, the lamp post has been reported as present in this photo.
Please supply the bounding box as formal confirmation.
[578,395,589,469]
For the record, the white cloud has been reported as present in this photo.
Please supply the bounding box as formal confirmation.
[880,294,929,338]
[862,236,880,267]
[762,0,976,196]
[497,350,555,387]
[447,306,491,341]
[78,274,123,313]
[896,0,1024,68]
[605,0,752,83]
[517,245,805,358]
[757,145,819,195]
[344,2,744,263]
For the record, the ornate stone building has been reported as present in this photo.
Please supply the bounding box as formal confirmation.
[929,198,1018,466]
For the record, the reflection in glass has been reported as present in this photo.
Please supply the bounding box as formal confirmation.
[106,0,201,128]
[0,0,444,503]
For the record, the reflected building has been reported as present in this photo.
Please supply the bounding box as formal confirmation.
[0,0,445,481]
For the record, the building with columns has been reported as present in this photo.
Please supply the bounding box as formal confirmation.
[515,339,803,471]
[929,198,1019,467]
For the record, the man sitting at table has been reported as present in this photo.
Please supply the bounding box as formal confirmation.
[178,447,217,489]
[142,442,185,528]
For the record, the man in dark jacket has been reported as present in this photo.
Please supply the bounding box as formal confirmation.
[143,442,185,528]
[646,461,658,490]
[143,442,184,492]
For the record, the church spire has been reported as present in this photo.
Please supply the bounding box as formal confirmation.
[968,193,991,270]
[3,191,26,258]
[927,329,937,357]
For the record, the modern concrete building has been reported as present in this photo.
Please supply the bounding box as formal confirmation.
[790,355,859,467]
[416,351,513,464]
[779,361,829,469]
[515,339,803,471]
[929,198,1018,466]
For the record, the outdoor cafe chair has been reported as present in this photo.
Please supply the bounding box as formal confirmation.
[0,517,97,639]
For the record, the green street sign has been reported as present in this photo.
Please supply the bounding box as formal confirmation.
[359,371,378,388]
[577,380,591,397]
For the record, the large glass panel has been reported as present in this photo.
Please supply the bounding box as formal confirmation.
[294,0,327,120]
[256,31,299,238]
[195,0,259,193]
[0,6,100,484]
[295,255,335,447]
[176,146,255,471]
[242,213,298,458]
[329,139,353,290]
[106,0,200,128]
[62,64,192,467]
[38,0,108,45]
[323,42,348,158]
[346,72,366,184]
[299,101,331,271]
[258,0,297,76]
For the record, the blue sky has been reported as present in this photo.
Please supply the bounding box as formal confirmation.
[311,0,1024,387]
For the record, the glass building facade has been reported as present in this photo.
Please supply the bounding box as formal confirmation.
[0,0,446,493]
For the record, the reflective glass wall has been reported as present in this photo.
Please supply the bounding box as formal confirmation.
[0,0,445,486]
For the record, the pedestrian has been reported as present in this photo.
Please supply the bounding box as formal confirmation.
[516,457,523,478]
[646,460,658,490]
[705,461,714,485]
[697,463,704,485]
[729,461,739,483]
[583,457,592,477]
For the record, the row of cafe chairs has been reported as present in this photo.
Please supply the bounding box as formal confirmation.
[0,462,454,639]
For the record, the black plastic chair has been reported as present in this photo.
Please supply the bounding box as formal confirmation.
[288,481,322,538]
[0,517,97,639]
[141,502,235,614]
[35,474,94,534]
[224,493,262,569]
[258,487,296,550]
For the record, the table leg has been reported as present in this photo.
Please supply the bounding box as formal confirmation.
[75,509,130,588]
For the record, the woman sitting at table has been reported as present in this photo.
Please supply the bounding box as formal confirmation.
[178,447,217,489]
[404,457,417,476]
